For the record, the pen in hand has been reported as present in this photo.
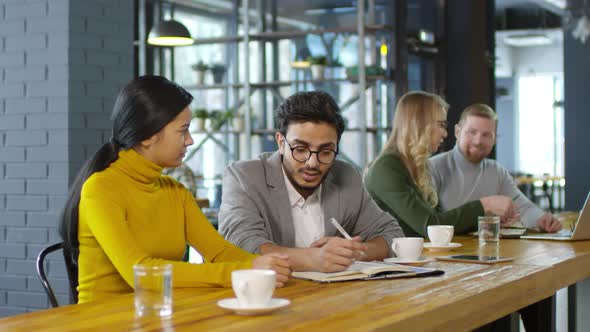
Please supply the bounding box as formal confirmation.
[504,194,521,226]
[330,218,366,259]
[330,218,352,239]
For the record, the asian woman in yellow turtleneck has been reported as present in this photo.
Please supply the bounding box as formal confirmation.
[59,75,291,303]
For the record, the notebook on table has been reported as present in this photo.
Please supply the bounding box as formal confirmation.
[469,228,527,238]
[521,191,590,241]
[292,260,444,283]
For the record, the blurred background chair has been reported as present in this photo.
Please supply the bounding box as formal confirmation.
[513,173,565,213]
[36,242,78,307]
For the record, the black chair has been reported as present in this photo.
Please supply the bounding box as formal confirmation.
[36,242,78,307]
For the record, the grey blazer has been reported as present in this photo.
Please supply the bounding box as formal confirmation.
[218,151,404,254]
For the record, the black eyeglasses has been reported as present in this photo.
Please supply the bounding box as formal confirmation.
[283,137,338,164]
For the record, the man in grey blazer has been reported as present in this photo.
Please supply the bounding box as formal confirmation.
[219,91,404,273]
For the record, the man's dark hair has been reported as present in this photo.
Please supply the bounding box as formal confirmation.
[275,91,345,140]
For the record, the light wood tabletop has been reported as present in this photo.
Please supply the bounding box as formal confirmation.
[1,237,590,332]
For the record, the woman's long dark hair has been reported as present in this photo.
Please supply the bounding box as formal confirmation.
[59,75,193,272]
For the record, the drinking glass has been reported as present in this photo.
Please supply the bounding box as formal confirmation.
[478,216,500,245]
[134,264,172,317]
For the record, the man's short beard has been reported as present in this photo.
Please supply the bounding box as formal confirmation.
[465,151,487,163]
[281,155,330,195]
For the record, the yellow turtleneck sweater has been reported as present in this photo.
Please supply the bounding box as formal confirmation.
[77,148,256,303]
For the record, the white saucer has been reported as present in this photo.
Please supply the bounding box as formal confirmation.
[217,298,290,316]
[383,256,435,266]
[423,242,462,251]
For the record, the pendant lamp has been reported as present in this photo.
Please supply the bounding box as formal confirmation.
[147,19,193,46]
[291,47,311,69]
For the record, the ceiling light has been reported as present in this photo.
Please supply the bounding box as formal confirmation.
[380,42,388,56]
[572,16,590,44]
[504,34,552,47]
[304,7,356,15]
[291,47,311,69]
[419,30,435,44]
[148,20,193,46]
[542,0,566,9]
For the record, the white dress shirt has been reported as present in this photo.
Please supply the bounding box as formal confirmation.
[282,168,324,248]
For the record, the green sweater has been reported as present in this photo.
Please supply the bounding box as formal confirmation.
[364,152,484,237]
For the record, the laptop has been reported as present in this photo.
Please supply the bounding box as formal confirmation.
[521,191,590,241]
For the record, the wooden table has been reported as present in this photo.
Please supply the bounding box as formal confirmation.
[2,237,590,332]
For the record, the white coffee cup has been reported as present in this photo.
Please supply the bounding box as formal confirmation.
[231,269,276,308]
[427,225,454,246]
[391,237,424,260]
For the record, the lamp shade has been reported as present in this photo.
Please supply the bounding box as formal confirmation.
[147,20,193,46]
[291,47,311,69]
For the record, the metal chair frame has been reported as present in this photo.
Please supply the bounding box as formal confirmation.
[36,242,78,307]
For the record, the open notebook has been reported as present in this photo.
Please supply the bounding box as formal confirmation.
[469,228,527,238]
[292,260,444,283]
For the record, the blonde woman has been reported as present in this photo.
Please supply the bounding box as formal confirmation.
[364,91,516,237]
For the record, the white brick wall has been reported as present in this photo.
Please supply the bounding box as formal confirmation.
[5,99,46,114]
[0,212,25,226]
[6,164,47,178]
[0,147,25,162]
[0,0,134,316]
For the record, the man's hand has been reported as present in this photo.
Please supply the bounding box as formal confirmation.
[500,212,521,227]
[537,213,562,233]
[252,253,292,287]
[480,195,520,225]
[308,236,367,273]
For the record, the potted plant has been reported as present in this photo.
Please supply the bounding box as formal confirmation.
[193,108,208,131]
[345,64,386,81]
[227,109,244,131]
[191,61,208,85]
[207,110,225,131]
[307,55,327,80]
[210,64,226,84]
[329,57,345,78]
